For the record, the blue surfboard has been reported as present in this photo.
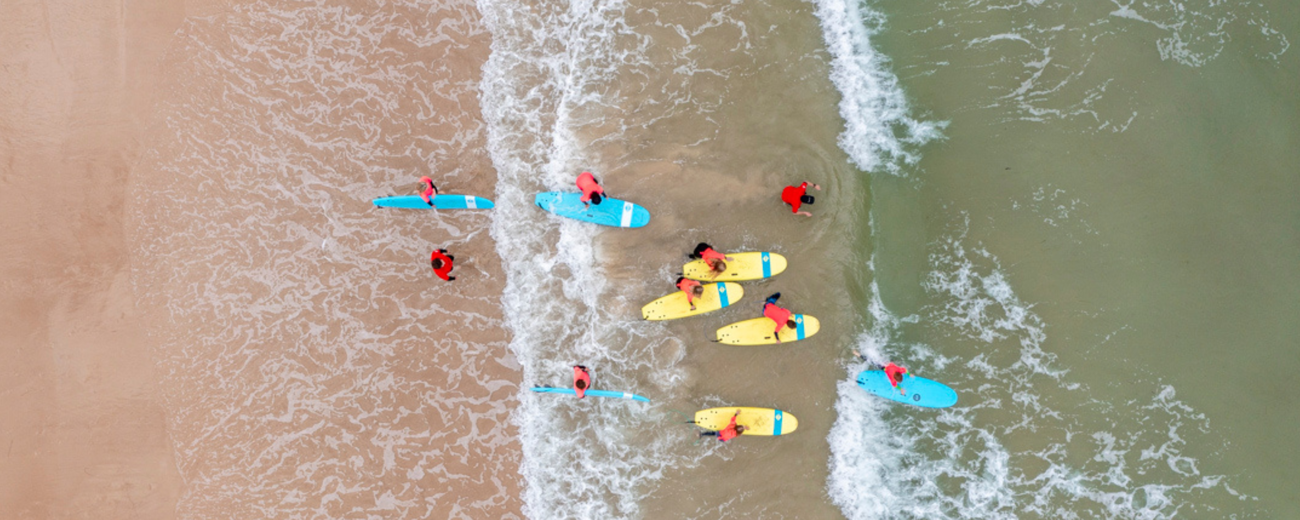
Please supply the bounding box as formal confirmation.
[531,386,651,403]
[373,195,495,209]
[856,370,958,408]
[533,192,650,228]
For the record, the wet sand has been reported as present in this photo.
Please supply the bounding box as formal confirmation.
[3,0,523,518]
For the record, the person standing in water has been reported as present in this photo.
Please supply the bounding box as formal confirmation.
[576,171,605,208]
[430,248,455,281]
[698,410,747,442]
[676,276,704,311]
[419,176,439,207]
[781,181,821,217]
[689,242,735,279]
[762,293,797,343]
[854,350,909,395]
[573,365,591,398]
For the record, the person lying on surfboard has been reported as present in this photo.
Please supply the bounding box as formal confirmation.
[576,171,605,208]
[675,277,704,311]
[854,350,909,395]
[762,293,798,343]
[573,365,591,398]
[698,410,747,442]
[431,249,456,281]
[781,181,821,217]
[418,176,439,207]
[689,243,736,279]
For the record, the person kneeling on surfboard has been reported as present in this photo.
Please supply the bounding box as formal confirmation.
[689,243,735,278]
[882,362,909,395]
[762,293,797,343]
[853,350,909,395]
[781,181,821,217]
[676,277,704,311]
[699,411,747,442]
[573,365,591,398]
[431,249,456,281]
[576,171,605,208]
[419,176,439,207]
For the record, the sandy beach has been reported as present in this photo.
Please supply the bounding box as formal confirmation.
[0,0,204,517]
[2,0,523,518]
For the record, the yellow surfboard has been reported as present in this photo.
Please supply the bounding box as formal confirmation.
[694,407,798,436]
[641,283,744,321]
[715,314,819,345]
[682,252,787,282]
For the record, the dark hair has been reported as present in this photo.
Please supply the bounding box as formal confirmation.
[575,379,587,390]
[590,192,603,205]
[431,259,444,269]
[786,319,797,329]
[709,260,726,273]
[800,195,815,205]
[689,243,712,259]
[735,424,747,433]
[692,285,705,295]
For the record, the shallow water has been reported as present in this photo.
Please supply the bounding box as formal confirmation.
[115,0,1300,517]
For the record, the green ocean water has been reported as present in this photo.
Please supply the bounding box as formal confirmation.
[857,0,1300,515]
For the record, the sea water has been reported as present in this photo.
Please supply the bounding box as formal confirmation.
[124,0,1298,517]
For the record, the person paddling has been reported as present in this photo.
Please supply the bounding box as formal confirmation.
[762,293,797,343]
[689,243,735,279]
[698,410,747,442]
[431,248,456,281]
[676,276,704,311]
[576,171,605,208]
[419,176,439,207]
[573,365,591,398]
[854,350,909,396]
[781,181,821,217]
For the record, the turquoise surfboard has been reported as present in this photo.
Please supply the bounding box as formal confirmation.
[533,192,650,228]
[530,386,651,403]
[373,195,495,209]
[856,370,958,408]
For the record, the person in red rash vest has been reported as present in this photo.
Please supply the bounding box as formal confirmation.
[676,276,704,311]
[882,362,909,395]
[689,242,735,279]
[780,181,821,217]
[418,176,439,207]
[762,293,796,343]
[572,365,591,398]
[576,171,605,207]
[430,249,455,281]
[852,350,910,396]
[699,410,747,442]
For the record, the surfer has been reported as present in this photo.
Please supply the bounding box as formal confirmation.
[430,249,456,281]
[689,243,735,278]
[576,171,605,208]
[781,181,821,217]
[676,277,704,311]
[762,293,797,343]
[573,365,591,398]
[854,350,909,395]
[698,410,747,442]
[419,176,439,207]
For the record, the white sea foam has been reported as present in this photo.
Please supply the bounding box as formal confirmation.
[129,1,523,517]
[826,217,1253,519]
[810,0,945,175]
[477,0,701,517]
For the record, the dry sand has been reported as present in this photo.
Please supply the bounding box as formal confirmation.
[0,1,229,518]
